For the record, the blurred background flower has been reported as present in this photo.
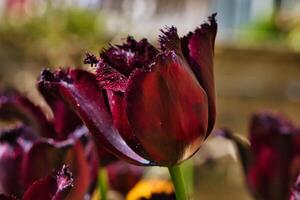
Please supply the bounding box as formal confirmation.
[218,112,300,200]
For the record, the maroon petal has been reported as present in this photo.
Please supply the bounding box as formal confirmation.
[181,14,217,136]
[99,37,158,77]
[246,112,298,200]
[50,100,83,140]
[94,36,159,92]
[38,68,151,166]
[0,125,36,197]
[95,60,128,92]
[38,77,83,140]
[159,26,181,51]
[22,165,73,200]
[21,140,73,188]
[0,90,54,138]
[106,90,151,160]
[64,142,91,200]
[125,51,208,166]
[250,112,295,152]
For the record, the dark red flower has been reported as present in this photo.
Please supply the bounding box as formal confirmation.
[0,165,74,200]
[220,112,300,200]
[0,90,100,199]
[0,125,36,197]
[38,14,217,167]
[247,113,300,200]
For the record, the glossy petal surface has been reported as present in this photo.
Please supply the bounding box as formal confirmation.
[126,52,208,166]
[181,14,217,136]
[84,15,217,166]
[38,71,83,140]
[106,90,150,160]
[38,69,151,166]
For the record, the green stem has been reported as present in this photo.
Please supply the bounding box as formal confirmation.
[168,165,188,200]
[181,159,194,196]
[98,167,108,200]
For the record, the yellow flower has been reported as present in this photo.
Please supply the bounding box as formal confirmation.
[126,179,174,200]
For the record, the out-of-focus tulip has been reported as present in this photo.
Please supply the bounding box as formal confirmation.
[38,14,217,167]
[0,90,99,199]
[0,165,74,200]
[220,112,300,200]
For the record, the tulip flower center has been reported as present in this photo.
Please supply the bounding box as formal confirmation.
[99,36,159,77]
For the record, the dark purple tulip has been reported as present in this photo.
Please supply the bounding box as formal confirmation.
[22,165,73,200]
[221,112,300,200]
[0,123,80,199]
[247,113,300,200]
[39,14,217,167]
[0,90,99,199]
[0,125,37,197]
[0,165,73,200]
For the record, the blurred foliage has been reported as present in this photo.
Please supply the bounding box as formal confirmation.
[0,4,110,88]
[242,18,287,44]
[288,24,300,51]
[240,13,300,51]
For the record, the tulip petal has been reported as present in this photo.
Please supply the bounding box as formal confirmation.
[126,51,208,166]
[250,112,295,152]
[247,112,297,200]
[22,165,73,200]
[21,140,73,188]
[95,60,128,92]
[106,90,151,160]
[181,14,217,136]
[64,142,90,200]
[38,78,83,140]
[38,68,151,166]
[0,125,36,197]
[0,90,54,138]
[99,37,158,77]
[159,26,181,51]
